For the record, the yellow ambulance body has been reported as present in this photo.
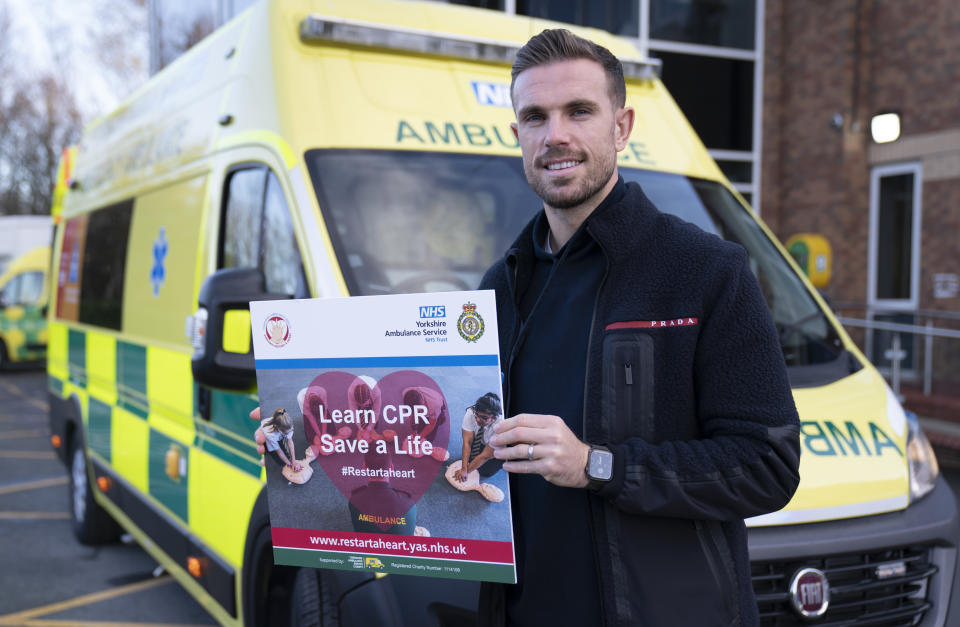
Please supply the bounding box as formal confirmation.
[46,0,957,625]
[0,246,50,366]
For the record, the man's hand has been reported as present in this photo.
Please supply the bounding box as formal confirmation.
[454,467,469,483]
[250,407,266,456]
[489,413,590,488]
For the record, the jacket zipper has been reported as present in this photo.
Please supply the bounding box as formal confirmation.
[502,251,521,411]
[583,225,611,625]
[582,226,609,439]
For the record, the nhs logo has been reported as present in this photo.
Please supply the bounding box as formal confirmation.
[419,305,446,318]
[471,81,512,108]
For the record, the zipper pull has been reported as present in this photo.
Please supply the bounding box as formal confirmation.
[624,363,633,385]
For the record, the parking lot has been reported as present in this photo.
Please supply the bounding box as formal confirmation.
[0,369,216,627]
[3,368,960,627]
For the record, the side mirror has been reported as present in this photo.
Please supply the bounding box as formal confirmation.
[188,268,291,391]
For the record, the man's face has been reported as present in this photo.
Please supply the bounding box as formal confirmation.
[511,58,634,212]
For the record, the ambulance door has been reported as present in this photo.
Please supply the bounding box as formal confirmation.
[188,158,309,586]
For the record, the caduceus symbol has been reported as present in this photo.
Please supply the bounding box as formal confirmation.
[267,317,288,344]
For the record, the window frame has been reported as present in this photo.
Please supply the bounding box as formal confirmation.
[218,163,270,272]
[867,161,923,312]
[217,162,310,298]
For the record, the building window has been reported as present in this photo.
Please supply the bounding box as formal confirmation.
[652,51,753,152]
[875,173,916,301]
[448,0,505,9]
[650,0,756,50]
[867,163,923,375]
[715,159,753,185]
[517,0,640,37]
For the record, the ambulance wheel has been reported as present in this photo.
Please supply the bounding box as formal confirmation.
[69,435,120,545]
[0,341,7,370]
[289,567,322,627]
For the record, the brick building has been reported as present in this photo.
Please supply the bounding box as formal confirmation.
[763,0,960,416]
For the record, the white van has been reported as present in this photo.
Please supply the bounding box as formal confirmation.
[0,215,51,275]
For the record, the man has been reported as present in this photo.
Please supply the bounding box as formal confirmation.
[251,27,799,626]
[475,28,801,626]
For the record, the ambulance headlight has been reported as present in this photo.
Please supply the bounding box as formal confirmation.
[906,411,940,502]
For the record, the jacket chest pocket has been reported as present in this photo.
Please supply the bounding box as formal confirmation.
[601,332,654,442]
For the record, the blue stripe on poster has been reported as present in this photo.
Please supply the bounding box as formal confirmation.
[255,355,499,369]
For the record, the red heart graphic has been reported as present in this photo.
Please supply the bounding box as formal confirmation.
[301,371,450,531]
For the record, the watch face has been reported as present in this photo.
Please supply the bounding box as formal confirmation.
[589,449,613,481]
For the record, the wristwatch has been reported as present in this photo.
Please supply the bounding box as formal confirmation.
[585,444,613,487]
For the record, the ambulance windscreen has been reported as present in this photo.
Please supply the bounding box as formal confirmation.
[306,150,846,376]
[306,150,540,296]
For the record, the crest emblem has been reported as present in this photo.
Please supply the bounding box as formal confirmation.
[457,302,484,342]
[789,567,830,618]
[264,314,292,348]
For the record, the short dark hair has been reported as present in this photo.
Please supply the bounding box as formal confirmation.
[472,392,501,418]
[511,28,626,108]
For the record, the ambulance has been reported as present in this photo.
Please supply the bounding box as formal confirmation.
[46,0,958,625]
[0,246,50,367]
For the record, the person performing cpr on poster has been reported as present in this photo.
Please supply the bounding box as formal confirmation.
[446,392,506,503]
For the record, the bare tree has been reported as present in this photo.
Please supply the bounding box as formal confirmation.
[0,76,82,216]
[0,0,142,216]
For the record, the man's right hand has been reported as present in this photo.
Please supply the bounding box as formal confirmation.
[250,407,266,456]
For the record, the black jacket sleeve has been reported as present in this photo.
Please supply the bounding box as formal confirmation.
[593,248,802,520]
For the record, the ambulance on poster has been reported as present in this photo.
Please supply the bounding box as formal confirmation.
[250,290,515,583]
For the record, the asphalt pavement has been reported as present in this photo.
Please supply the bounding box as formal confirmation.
[0,368,216,627]
[3,368,960,627]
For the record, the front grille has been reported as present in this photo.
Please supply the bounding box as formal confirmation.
[752,545,935,626]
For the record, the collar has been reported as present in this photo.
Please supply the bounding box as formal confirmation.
[531,176,626,259]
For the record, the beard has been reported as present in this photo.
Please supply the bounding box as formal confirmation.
[523,147,616,210]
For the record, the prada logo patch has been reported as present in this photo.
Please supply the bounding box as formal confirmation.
[605,318,698,330]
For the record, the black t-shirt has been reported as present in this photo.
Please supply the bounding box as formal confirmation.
[505,180,623,626]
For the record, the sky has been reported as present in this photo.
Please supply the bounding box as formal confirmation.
[3,0,149,121]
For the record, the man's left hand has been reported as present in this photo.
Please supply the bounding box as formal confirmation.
[489,414,590,488]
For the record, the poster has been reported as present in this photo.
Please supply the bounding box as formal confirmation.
[250,290,515,583]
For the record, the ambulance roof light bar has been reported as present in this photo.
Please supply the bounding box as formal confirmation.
[299,15,661,80]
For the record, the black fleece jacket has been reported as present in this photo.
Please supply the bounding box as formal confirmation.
[479,182,802,627]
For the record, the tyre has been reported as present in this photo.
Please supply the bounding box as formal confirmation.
[290,567,322,627]
[69,434,121,545]
[0,340,7,370]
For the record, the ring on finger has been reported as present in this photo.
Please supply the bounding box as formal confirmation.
[527,443,534,460]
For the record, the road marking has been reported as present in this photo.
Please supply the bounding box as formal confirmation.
[0,511,70,520]
[0,429,47,440]
[0,476,68,496]
[0,417,48,424]
[0,379,49,412]
[0,451,57,459]
[0,577,185,626]
[10,621,214,627]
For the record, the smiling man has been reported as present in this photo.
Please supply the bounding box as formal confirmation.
[478,29,802,626]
